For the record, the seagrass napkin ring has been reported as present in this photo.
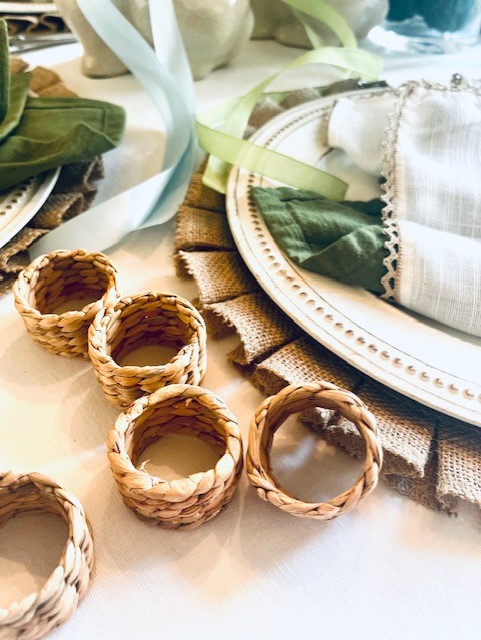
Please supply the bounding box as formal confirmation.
[247,382,383,520]
[0,471,94,640]
[13,248,120,358]
[88,291,207,409]
[107,384,243,530]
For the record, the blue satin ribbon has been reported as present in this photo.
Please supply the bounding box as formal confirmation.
[31,0,197,256]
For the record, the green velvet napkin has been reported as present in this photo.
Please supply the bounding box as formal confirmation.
[0,19,9,123]
[0,18,126,191]
[0,73,33,142]
[0,96,126,190]
[251,186,389,294]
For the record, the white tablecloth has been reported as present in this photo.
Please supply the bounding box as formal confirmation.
[1,40,481,640]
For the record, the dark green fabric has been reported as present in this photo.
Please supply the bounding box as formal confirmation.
[0,20,10,123]
[0,24,126,191]
[251,186,389,294]
[0,73,31,142]
[0,97,126,190]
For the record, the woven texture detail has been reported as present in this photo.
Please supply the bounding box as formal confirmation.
[175,205,235,251]
[0,471,94,640]
[325,379,435,478]
[252,335,361,393]
[247,382,382,519]
[88,291,207,409]
[107,384,243,530]
[183,171,226,213]
[177,251,257,304]
[437,419,481,508]
[205,292,300,366]
[13,249,120,358]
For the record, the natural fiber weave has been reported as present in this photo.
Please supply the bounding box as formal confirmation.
[0,471,94,640]
[13,249,120,358]
[246,382,383,519]
[107,384,243,530]
[177,250,258,305]
[205,292,300,366]
[88,291,207,409]
[437,418,481,508]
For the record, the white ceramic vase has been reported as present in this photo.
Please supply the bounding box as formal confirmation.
[56,0,254,80]
[251,0,388,48]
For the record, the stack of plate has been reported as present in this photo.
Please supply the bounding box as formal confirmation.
[0,169,60,250]
[1,1,68,38]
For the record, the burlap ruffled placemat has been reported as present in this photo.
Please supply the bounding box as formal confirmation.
[175,90,481,516]
[0,57,104,294]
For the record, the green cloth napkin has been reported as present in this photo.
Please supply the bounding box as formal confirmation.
[251,186,389,294]
[0,18,126,191]
[0,96,126,190]
[0,73,32,142]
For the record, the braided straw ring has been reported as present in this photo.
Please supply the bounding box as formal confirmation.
[13,248,120,358]
[107,384,243,530]
[0,471,94,640]
[88,291,207,409]
[247,382,383,520]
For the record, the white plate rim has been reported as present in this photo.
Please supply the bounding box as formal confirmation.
[226,90,481,427]
[0,167,60,249]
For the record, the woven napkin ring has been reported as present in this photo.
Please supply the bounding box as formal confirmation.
[88,291,207,409]
[0,471,94,640]
[247,382,383,520]
[13,248,120,358]
[107,384,243,530]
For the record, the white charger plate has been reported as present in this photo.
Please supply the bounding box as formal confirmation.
[0,168,60,249]
[226,90,481,427]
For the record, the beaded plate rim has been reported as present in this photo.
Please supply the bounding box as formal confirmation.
[0,167,60,250]
[226,88,481,428]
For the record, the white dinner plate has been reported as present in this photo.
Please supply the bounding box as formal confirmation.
[226,88,481,427]
[0,168,60,249]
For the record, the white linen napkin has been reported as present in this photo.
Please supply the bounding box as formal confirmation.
[328,91,395,176]
[327,79,481,337]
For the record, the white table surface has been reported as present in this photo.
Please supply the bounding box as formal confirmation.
[1,39,481,640]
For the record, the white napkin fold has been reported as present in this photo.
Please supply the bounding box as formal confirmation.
[328,91,395,176]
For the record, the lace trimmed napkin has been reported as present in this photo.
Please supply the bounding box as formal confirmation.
[328,77,481,337]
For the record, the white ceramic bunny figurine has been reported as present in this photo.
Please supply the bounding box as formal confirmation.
[56,0,254,80]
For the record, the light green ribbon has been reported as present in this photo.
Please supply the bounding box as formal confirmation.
[198,1,383,200]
